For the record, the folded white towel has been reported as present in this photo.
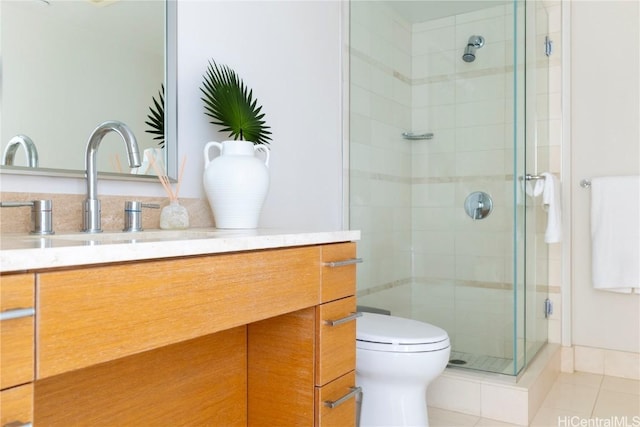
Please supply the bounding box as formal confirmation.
[541,172,562,243]
[591,175,640,293]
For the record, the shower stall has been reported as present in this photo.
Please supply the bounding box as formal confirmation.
[349,0,554,376]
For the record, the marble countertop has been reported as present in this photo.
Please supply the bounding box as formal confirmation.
[0,228,360,273]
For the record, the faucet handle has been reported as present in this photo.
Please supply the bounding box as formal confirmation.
[123,201,160,232]
[0,199,54,235]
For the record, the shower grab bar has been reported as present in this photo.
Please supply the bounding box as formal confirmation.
[580,179,592,188]
[401,132,434,141]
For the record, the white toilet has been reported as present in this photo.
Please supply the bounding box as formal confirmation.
[356,312,451,427]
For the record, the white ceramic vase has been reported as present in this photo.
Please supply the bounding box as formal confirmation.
[203,140,270,229]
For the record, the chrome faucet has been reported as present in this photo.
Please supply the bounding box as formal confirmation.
[2,134,39,167]
[83,121,141,233]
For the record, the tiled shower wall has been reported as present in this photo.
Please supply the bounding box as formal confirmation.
[410,4,520,360]
[351,1,563,362]
[350,1,414,314]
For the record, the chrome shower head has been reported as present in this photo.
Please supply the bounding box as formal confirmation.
[462,35,485,63]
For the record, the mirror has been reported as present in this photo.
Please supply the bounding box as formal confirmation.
[0,0,177,180]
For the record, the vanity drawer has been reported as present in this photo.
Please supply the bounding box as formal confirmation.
[1,274,35,389]
[0,384,33,427]
[37,246,321,378]
[315,371,358,427]
[315,296,357,387]
[320,243,358,303]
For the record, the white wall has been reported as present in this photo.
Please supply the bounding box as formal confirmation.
[570,0,640,353]
[1,0,345,231]
[176,0,344,230]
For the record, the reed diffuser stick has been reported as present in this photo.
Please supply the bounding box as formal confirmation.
[150,152,190,230]
[147,151,176,201]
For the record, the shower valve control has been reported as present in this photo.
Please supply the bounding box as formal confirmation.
[464,191,493,220]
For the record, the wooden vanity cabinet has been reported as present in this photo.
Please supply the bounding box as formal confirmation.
[316,243,359,426]
[0,273,35,426]
[34,327,248,426]
[11,241,358,426]
[1,384,33,426]
[313,296,358,427]
[248,242,359,426]
[36,246,321,378]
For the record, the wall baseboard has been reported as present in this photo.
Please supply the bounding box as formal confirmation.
[564,345,640,380]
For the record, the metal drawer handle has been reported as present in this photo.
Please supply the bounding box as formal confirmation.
[325,312,362,327]
[0,308,35,321]
[323,258,363,268]
[3,421,33,427]
[324,386,362,409]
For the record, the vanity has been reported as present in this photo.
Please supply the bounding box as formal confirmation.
[0,229,360,426]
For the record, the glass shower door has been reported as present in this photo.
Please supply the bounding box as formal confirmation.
[522,0,552,373]
[349,0,549,377]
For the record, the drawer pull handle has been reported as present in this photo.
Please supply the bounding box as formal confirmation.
[4,422,33,427]
[323,258,363,268]
[0,307,35,321]
[324,386,362,409]
[325,311,362,327]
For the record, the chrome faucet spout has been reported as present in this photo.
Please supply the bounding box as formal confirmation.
[83,121,142,232]
[3,134,39,167]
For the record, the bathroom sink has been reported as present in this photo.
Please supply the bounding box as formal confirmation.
[45,229,219,242]
[2,228,252,248]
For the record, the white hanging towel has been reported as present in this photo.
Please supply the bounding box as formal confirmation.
[525,178,544,198]
[541,172,562,243]
[591,175,640,293]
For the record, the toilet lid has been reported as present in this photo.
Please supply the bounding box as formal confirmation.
[356,313,450,353]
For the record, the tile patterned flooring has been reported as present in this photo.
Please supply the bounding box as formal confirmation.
[429,372,640,427]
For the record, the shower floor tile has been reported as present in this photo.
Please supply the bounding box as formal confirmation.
[448,351,514,374]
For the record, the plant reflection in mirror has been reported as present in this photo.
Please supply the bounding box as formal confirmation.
[145,84,165,148]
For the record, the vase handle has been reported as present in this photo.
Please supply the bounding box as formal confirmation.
[204,141,223,168]
[254,144,270,168]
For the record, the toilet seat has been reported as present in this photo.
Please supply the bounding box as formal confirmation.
[356,313,450,353]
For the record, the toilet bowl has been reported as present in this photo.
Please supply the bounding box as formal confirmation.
[356,313,450,427]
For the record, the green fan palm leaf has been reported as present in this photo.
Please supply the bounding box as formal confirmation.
[201,60,271,145]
